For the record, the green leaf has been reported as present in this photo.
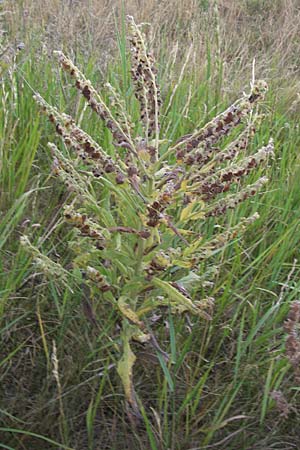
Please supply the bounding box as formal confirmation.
[168,308,177,364]
[118,296,144,326]
[132,326,151,343]
[180,200,197,221]
[117,322,140,416]
[156,351,174,392]
[152,278,211,320]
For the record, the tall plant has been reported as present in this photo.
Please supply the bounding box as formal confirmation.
[22,16,273,418]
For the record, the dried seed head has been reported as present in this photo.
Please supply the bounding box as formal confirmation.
[206,177,268,217]
[284,301,300,381]
[127,15,161,156]
[63,205,106,244]
[174,81,268,162]
[270,391,292,419]
[84,266,111,292]
[54,51,135,153]
[20,235,69,285]
[34,93,125,180]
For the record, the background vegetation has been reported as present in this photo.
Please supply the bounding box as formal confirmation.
[1,1,300,449]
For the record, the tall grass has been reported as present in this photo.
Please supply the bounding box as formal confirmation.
[1,2,300,449]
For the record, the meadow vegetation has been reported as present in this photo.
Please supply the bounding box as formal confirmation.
[1,1,300,449]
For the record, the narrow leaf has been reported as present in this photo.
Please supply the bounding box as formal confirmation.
[118,296,144,327]
[117,322,140,416]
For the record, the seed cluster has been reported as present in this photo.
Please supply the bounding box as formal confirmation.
[194,140,274,201]
[192,214,259,263]
[48,143,94,198]
[205,176,268,217]
[84,266,111,292]
[34,94,124,181]
[175,82,267,166]
[284,301,300,382]
[127,15,161,158]
[54,51,135,154]
[145,249,179,280]
[146,182,175,227]
[63,205,106,247]
[215,124,257,163]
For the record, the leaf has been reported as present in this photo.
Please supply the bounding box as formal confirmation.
[188,210,206,221]
[139,404,160,450]
[182,237,203,257]
[173,228,196,236]
[117,323,140,416]
[152,278,211,320]
[177,272,202,289]
[136,298,164,317]
[168,309,177,364]
[199,414,249,433]
[121,280,146,296]
[118,296,144,327]
[156,351,174,392]
[172,259,194,269]
[180,179,188,190]
[132,327,151,343]
[180,200,197,221]
[152,277,196,310]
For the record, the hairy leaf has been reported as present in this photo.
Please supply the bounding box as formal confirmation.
[117,323,140,416]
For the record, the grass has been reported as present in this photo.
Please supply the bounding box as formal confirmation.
[1,2,300,449]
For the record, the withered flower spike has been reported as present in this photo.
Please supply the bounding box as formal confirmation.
[108,226,150,239]
[192,139,274,200]
[34,93,125,180]
[205,177,268,217]
[127,15,161,159]
[284,301,300,381]
[64,204,106,246]
[172,80,268,161]
[84,266,111,292]
[54,51,138,157]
